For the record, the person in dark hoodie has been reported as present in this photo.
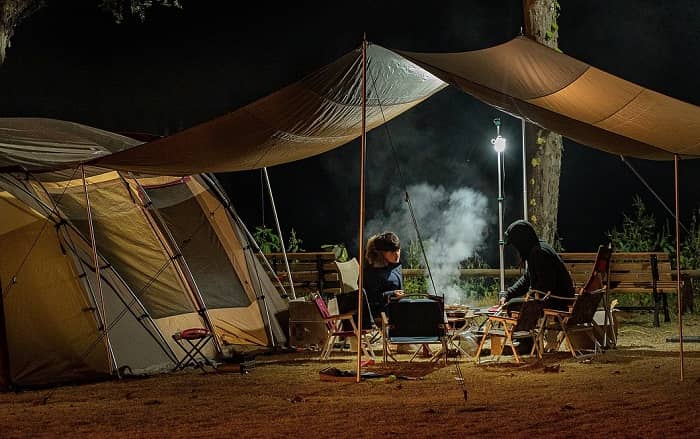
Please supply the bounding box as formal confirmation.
[498,220,575,311]
[363,231,405,318]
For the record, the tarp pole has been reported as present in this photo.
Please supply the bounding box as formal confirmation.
[356,35,368,383]
[674,154,684,382]
[80,165,118,376]
[262,167,296,300]
[521,118,528,221]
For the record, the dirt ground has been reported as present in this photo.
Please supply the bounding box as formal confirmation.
[2,312,699,439]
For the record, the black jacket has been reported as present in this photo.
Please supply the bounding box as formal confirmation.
[501,221,574,310]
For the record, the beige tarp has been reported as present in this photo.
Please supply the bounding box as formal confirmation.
[92,45,447,175]
[398,36,700,160]
[4,38,699,175]
[0,118,139,171]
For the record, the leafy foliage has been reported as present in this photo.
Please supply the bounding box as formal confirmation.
[403,239,424,269]
[679,210,700,270]
[287,228,304,252]
[99,0,181,23]
[403,275,427,295]
[458,254,499,304]
[253,226,281,254]
[321,244,348,262]
[607,195,670,252]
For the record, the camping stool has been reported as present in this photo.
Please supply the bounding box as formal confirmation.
[172,328,215,372]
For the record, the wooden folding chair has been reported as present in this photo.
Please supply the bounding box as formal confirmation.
[475,292,547,364]
[312,293,376,363]
[541,287,606,358]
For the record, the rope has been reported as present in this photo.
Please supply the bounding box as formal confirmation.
[367,63,438,296]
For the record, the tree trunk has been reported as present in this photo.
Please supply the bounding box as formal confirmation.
[522,0,563,246]
[0,0,40,66]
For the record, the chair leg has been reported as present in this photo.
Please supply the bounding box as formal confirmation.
[321,334,335,360]
[504,326,521,364]
[561,327,577,358]
[475,320,492,365]
[530,331,540,359]
[360,334,375,360]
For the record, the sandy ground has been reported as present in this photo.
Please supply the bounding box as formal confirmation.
[2,312,699,439]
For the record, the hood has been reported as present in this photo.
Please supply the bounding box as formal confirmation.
[504,220,539,261]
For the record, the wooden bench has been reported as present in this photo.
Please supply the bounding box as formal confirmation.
[560,252,680,327]
[260,252,343,297]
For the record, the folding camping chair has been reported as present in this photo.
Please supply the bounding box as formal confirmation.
[172,328,216,372]
[313,292,376,363]
[475,292,547,364]
[381,296,448,365]
[540,286,606,358]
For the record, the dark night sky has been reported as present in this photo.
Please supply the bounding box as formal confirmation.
[1,0,699,266]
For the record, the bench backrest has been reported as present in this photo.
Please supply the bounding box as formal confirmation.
[560,252,676,293]
[259,252,343,296]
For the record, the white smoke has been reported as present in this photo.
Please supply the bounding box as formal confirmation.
[365,183,489,305]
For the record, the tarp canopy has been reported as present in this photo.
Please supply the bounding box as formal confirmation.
[398,36,700,160]
[0,118,139,171]
[2,37,699,175]
[92,45,447,175]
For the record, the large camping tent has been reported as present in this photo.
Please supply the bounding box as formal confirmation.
[0,119,287,389]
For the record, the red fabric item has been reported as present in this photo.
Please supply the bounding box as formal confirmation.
[179,328,211,340]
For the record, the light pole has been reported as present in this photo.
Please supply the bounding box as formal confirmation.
[491,118,506,292]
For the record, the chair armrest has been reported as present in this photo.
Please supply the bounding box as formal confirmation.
[489,315,517,325]
[323,311,356,321]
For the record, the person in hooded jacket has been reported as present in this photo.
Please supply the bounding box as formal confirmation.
[498,220,575,311]
[363,231,405,318]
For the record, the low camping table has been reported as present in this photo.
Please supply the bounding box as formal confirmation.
[172,328,215,372]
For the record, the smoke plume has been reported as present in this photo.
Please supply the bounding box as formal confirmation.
[365,183,489,305]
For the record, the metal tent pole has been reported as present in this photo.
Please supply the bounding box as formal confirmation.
[201,173,279,348]
[80,165,118,376]
[133,179,222,357]
[262,168,296,300]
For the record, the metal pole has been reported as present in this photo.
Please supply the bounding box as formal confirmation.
[262,167,296,300]
[356,35,368,383]
[674,154,684,381]
[521,118,528,221]
[497,150,505,292]
[133,178,223,356]
[492,119,506,292]
[80,165,117,376]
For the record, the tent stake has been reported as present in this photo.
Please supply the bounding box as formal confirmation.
[673,154,684,382]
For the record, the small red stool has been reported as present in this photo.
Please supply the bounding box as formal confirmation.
[172,328,215,372]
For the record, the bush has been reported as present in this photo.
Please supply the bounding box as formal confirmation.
[605,196,700,312]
